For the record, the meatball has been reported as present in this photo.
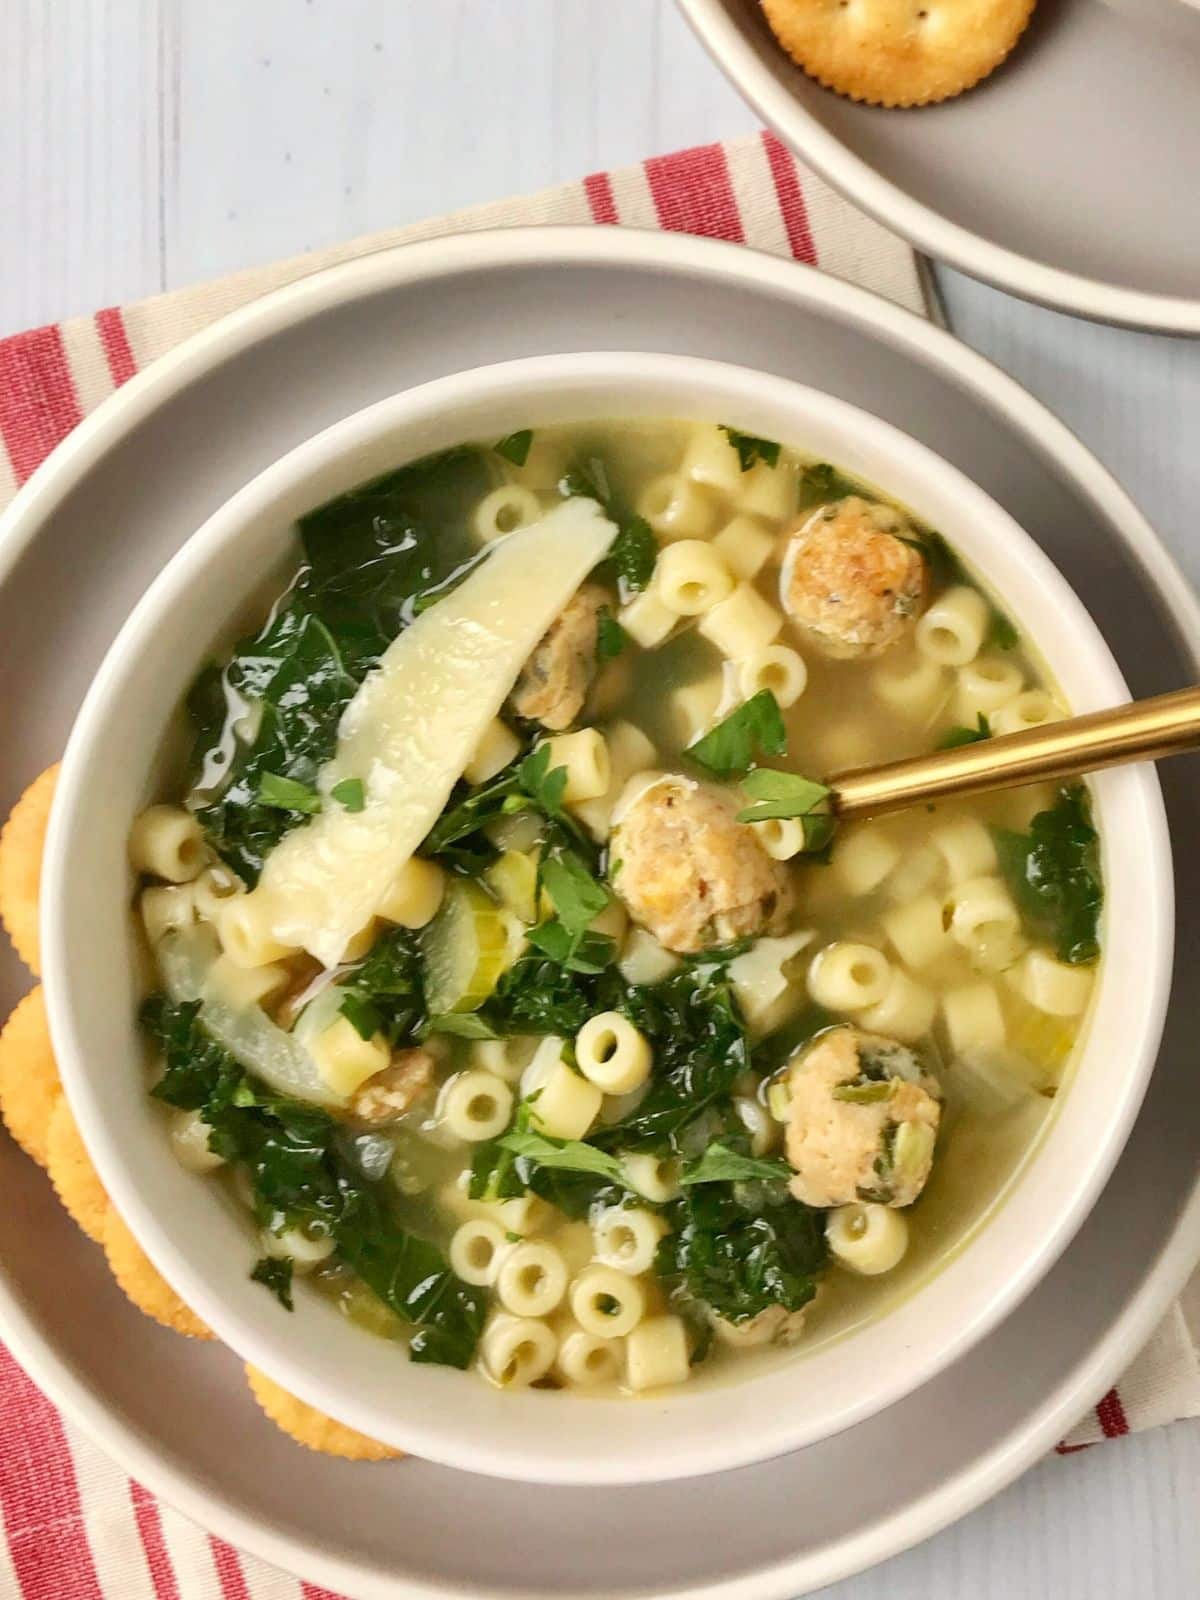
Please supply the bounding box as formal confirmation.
[349,1046,434,1125]
[711,1303,809,1349]
[509,582,607,731]
[609,777,794,955]
[781,497,928,658]
[783,1026,940,1208]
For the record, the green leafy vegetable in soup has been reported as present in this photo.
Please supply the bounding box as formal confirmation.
[130,418,1102,1396]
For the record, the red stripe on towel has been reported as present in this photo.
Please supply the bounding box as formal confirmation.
[95,307,139,387]
[762,131,818,264]
[644,144,744,242]
[583,171,619,225]
[0,323,84,484]
[1096,1388,1130,1438]
[130,1482,181,1600]
[210,1536,252,1600]
[0,1347,104,1598]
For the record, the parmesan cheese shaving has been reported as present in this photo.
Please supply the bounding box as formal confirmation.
[243,498,617,967]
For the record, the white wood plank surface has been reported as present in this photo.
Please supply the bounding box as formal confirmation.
[2,3,1199,1596]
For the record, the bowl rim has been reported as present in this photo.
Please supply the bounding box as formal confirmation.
[675,0,1200,335]
[40,345,1173,1485]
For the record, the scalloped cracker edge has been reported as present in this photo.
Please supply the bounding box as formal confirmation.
[245,1364,401,1461]
[0,986,62,1169]
[0,764,59,976]
[102,1207,214,1339]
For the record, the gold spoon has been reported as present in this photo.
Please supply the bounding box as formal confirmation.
[829,685,1200,821]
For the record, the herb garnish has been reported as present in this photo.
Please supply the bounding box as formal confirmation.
[250,1256,295,1311]
[258,772,322,815]
[686,690,787,778]
[719,426,781,472]
[330,776,366,811]
[937,714,992,750]
[993,784,1102,964]
[736,769,834,851]
[494,429,533,466]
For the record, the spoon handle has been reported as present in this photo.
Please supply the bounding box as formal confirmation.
[830,684,1200,821]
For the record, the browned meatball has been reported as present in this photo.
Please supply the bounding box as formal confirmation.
[609,777,794,954]
[509,582,607,731]
[349,1046,434,1125]
[783,1026,940,1208]
[781,497,928,658]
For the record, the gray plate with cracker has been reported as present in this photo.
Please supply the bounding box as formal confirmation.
[679,0,1200,333]
[0,227,1199,1597]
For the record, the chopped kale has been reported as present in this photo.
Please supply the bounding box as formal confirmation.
[719,426,781,472]
[250,1256,295,1311]
[681,1141,792,1186]
[993,784,1102,964]
[336,925,426,1046]
[797,461,863,511]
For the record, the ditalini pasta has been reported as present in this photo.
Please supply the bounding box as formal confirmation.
[130,419,1101,1398]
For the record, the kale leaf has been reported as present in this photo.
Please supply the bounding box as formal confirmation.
[336,926,426,1046]
[250,1256,295,1311]
[189,448,492,884]
[993,784,1102,965]
[657,1181,826,1327]
[719,426,781,472]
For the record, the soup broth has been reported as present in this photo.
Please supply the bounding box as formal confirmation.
[131,418,1103,1397]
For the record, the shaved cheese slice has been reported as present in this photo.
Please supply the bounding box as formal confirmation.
[244,498,617,967]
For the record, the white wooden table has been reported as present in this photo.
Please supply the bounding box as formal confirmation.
[3,3,1199,1595]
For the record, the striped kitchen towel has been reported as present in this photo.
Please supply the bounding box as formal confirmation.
[0,132,1194,1600]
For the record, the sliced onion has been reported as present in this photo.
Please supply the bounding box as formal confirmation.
[199,994,347,1109]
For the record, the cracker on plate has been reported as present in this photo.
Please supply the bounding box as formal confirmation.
[102,1206,213,1339]
[0,764,60,976]
[761,0,1036,107]
[46,1096,110,1244]
[245,1364,402,1461]
[0,986,62,1169]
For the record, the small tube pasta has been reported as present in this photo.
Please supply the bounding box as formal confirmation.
[734,1094,780,1157]
[377,857,446,928]
[191,864,244,925]
[831,827,901,896]
[698,582,783,658]
[129,804,207,883]
[625,1314,690,1391]
[617,928,683,987]
[543,729,610,804]
[449,1218,510,1286]
[471,1034,539,1084]
[737,643,808,709]
[826,1203,909,1274]
[217,895,296,969]
[740,459,797,521]
[438,1070,514,1142]
[495,1240,569,1317]
[619,586,675,649]
[464,719,521,786]
[555,1327,622,1387]
[260,1221,337,1270]
[680,423,745,494]
[942,980,1007,1056]
[167,1108,224,1174]
[472,485,541,543]
[621,1152,681,1203]
[654,540,736,616]
[637,473,717,542]
[527,1058,602,1141]
[808,942,892,1013]
[712,515,778,580]
[946,875,1023,970]
[991,691,1064,736]
[480,1313,557,1387]
[727,931,813,1032]
[140,884,196,947]
[669,675,724,745]
[591,1206,669,1275]
[311,1014,390,1097]
[205,953,291,1012]
[872,655,951,719]
[751,816,806,861]
[931,815,997,882]
[915,585,989,666]
[570,1265,646,1338]
[882,893,951,970]
[1012,949,1094,1016]
[954,655,1024,720]
[859,968,937,1045]
[575,1012,652,1094]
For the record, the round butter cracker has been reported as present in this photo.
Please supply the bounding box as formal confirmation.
[245,1365,401,1461]
[0,764,60,976]
[0,986,62,1170]
[761,0,1036,107]
[102,1207,213,1339]
[46,1097,110,1243]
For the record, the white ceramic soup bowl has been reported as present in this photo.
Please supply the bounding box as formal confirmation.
[42,352,1172,1485]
